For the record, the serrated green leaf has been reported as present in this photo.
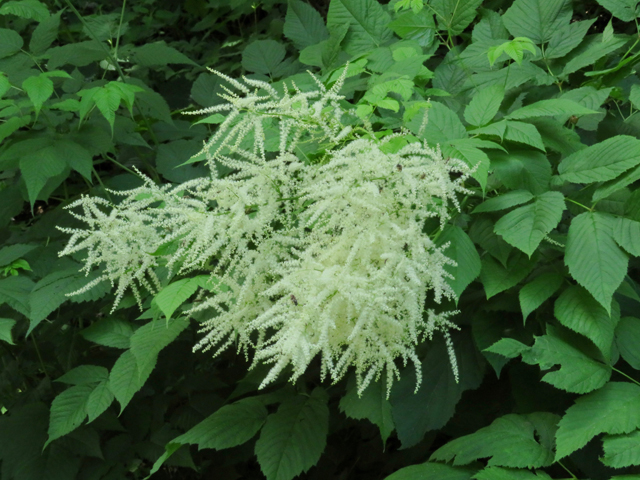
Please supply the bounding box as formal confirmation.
[436,226,481,299]
[0,244,37,267]
[601,430,640,468]
[46,40,107,69]
[595,0,639,21]
[109,349,153,412]
[506,99,597,120]
[519,272,564,321]
[545,19,595,59]
[242,40,286,76]
[129,41,198,67]
[521,327,611,393]
[130,317,189,380]
[494,191,565,256]
[175,397,268,450]
[284,0,328,49]
[410,101,467,144]
[85,381,114,423]
[472,11,509,43]
[384,462,475,480]
[430,413,558,468]
[554,286,619,360]
[0,28,24,58]
[255,388,329,480]
[152,276,207,320]
[430,0,482,36]
[56,365,109,386]
[565,212,628,313]
[473,467,552,480]
[0,0,48,22]
[340,378,394,444]
[616,316,640,369]
[484,338,530,358]
[29,11,60,55]
[28,269,81,335]
[80,317,134,349]
[441,139,490,190]
[503,121,546,151]
[326,0,393,56]
[561,34,628,77]
[555,382,640,459]
[630,84,640,110]
[558,135,640,183]
[464,84,504,127]
[473,190,534,214]
[502,0,572,44]
[0,317,16,344]
[0,276,34,317]
[45,385,92,448]
[613,217,640,256]
[388,10,436,47]
[481,252,534,299]
[594,163,640,202]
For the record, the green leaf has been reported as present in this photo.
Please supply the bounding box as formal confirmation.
[519,273,564,321]
[630,84,640,110]
[494,191,565,256]
[340,378,394,444]
[326,0,393,56]
[473,190,533,214]
[174,397,268,449]
[506,99,597,120]
[554,286,620,360]
[521,327,611,393]
[613,217,640,256]
[152,276,207,320]
[0,244,37,267]
[45,385,92,448]
[0,0,49,22]
[284,0,328,49]
[502,0,572,44]
[56,365,109,386]
[555,382,640,459]
[109,350,152,412]
[388,10,436,47]
[0,317,16,344]
[481,252,534,299]
[436,226,481,299]
[602,430,640,467]
[593,163,640,202]
[242,40,286,76]
[384,462,475,480]
[85,381,114,423]
[441,139,491,190]
[503,121,546,151]
[410,101,467,144]
[80,318,133,349]
[561,34,628,77]
[430,413,558,468]
[484,338,530,358]
[255,388,329,480]
[464,84,504,127]
[545,19,595,59]
[28,270,81,335]
[0,276,34,317]
[565,212,628,313]
[129,41,198,67]
[0,28,24,58]
[615,317,640,369]
[130,317,190,380]
[46,40,107,69]
[430,0,483,36]
[558,135,640,183]
[29,11,60,55]
[78,82,143,134]
[595,0,639,21]
[473,467,552,480]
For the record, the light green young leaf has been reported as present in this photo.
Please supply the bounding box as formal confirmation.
[502,0,572,44]
[45,385,92,448]
[242,40,287,76]
[481,253,534,299]
[109,349,153,412]
[0,0,49,22]
[255,388,329,480]
[595,0,639,21]
[521,328,611,393]
[494,191,565,256]
[436,226,481,300]
[86,381,114,423]
[0,28,24,58]
[284,0,328,49]
[613,217,640,256]
[615,316,640,369]
[56,365,109,386]
[340,378,394,444]
[565,212,628,313]
[430,0,483,36]
[519,272,564,321]
[152,276,207,320]
[384,462,475,480]
[430,413,558,468]
[464,84,504,127]
[473,190,534,213]
[602,430,640,468]
[326,0,393,56]
[506,99,597,120]
[558,135,640,183]
[554,286,620,360]
[555,382,640,459]
[0,318,16,345]
[545,19,595,59]
[29,10,60,55]
[80,317,134,349]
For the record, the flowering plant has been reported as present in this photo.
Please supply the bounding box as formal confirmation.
[58,68,472,395]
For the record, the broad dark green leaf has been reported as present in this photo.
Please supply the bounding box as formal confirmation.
[436,226,481,300]
[430,413,558,468]
[28,269,82,335]
[340,378,394,444]
[284,0,328,49]
[384,462,475,480]
[565,212,628,313]
[130,317,189,379]
[46,40,108,69]
[430,0,483,36]
[80,318,134,349]
[130,41,198,67]
[20,143,69,208]
[561,34,628,77]
[0,275,34,317]
[56,365,109,386]
[595,0,639,21]
[0,28,24,58]
[613,217,640,256]
[472,10,509,43]
[480,252,534,299]
[519,272,564,321]
[464,84,504,127]
[502,0,572,44]
[473,190,533,214]
[411,101,467,144]
[473,467,552,480]
[615,316,640,369]
[0,0,49,22]
[388,10,436,47]
[503,121,545,151]
[45,385,92,448]
[29,11,60,55]
[109,350,154,412]
[85,381,114,423]
[602,430,640,468]
[545,19,595,59]
[555,382,640,459]
[255,388,329,480]
[242,40,287,76]
[326,0,393,56]
[0,244,37,267]
[441,139,491,190]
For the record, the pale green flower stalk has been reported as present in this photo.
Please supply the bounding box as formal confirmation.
[58,67,471,396]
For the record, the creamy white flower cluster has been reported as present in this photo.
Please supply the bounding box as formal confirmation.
[59,68,471,395]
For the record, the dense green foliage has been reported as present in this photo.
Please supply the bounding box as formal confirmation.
[1,0,640,479]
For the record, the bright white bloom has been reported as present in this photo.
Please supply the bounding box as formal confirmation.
[59,68,472,395]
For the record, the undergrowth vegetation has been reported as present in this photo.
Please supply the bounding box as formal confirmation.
[1,0,640,479]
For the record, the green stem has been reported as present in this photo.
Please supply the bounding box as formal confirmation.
[31,336,50,382]
[565,198,592,212]
[557,460,577,479]
[612,366,640,387]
